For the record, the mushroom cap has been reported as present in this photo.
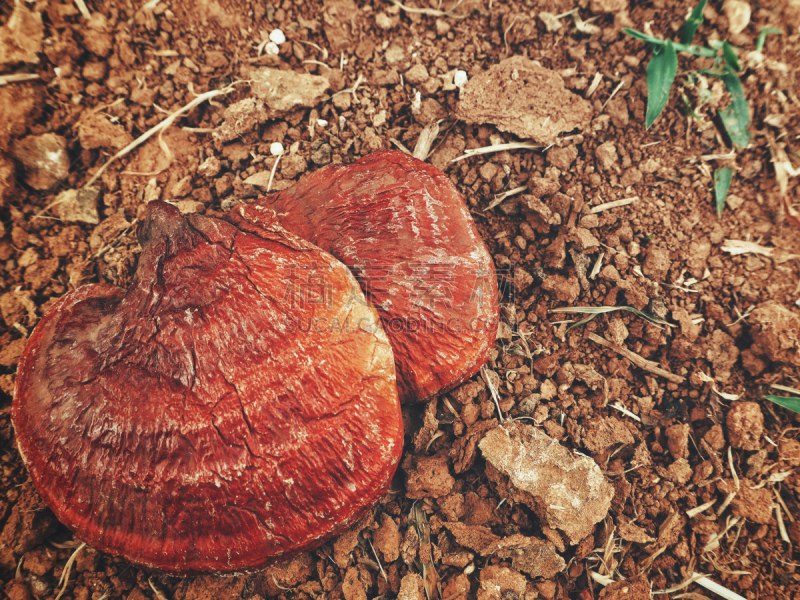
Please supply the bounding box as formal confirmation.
[258,150,499,402]
[12,202,403,573]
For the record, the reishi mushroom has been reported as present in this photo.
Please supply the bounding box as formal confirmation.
[13,152,499,574]
[13,201,403,573]
[257,150,499,402]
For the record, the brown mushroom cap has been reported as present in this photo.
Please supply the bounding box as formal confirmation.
[12,201,403,573]
[258,150,499,402]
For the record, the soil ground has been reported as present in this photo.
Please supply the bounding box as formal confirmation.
[1,0,800,599]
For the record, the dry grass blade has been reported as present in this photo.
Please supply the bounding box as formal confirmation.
[73,0,91,19]
[85,83,241,187]
[776,503,790,543]
[590,571,614,585]
[602,80,625,110]
[686,499,716,518]
[0,73,41,86]
[586,73,603,98]
[696,372,739,401]
[368,539,388,583]
[590,252,605,279]
[389,139,413,155]
[550,305,673,331]
[54,542,86,600]
[267,151,283,193]
[587,332,685,384]
[721,240,773,256]
[485,185,527,211]
[451,142,544,163]
[481,365,505,422]
[772,383,800,396]
[704,516,740,552]
[610,402,641,422]
[721,239,800,261]
[390,0,467,18]
[693,573,747,600]
[413,121,441,161]
[653,573,710,595]
[148,578,169,600]
[409,503,439,600]
[590,196,639,213]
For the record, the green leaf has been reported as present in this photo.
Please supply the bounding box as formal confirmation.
[645,40,678,129]
[765,395,800,414]
[623,28,717,58]
[716,64,751,149]
[623,28,666,45]
[680,0,707,44]
[714,167,733,216]
[722,41,741,71]
[755,28,782,52]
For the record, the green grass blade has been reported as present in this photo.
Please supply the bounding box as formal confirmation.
[722,41,741,71]
[716,64,751,149]
[680,0,707,44]
[623,28,666,45]
[565,314,598,333]
[624,28,716,57]
[714,167,733,216]
[765,395,800,414]
[645,40,678,129]
[755,28,782,52]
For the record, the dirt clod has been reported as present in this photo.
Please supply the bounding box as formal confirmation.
[726,401,764,451]
[480,423,613,544]
[11,134,70,190]
[455,56,593,144]
[748,302,800,366]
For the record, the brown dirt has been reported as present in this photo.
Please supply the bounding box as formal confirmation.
[1,0,800,599]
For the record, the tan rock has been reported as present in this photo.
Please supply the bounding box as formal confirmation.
[749,302,800,366]
[480,422,614,544]
[0,2,43,66]
[455,56,593,145]
[251,68,330,114]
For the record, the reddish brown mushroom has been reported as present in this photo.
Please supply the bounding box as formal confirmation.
[257,150,499,402]
[12,201,403,573]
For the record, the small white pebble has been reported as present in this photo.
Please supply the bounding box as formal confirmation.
[317,119,328,127]
[269,29,286,44]
[265,41,280,56]
[270,142,284,156]
[454,69,468,89]
[411,91,421,115]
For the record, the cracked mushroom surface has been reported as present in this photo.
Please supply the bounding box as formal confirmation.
[12,201,403,573]
[257,150,499,402]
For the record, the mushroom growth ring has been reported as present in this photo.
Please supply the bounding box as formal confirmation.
[12,201,403,573]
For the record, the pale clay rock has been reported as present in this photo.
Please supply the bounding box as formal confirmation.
[250,67,330,114]
[723,0,751,34]
[479,422,614,544]
[55,187,101,224]
[455,56,593,145]
[0,2,44,66]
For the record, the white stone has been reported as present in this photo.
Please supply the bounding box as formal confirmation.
[269,29,286,44]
